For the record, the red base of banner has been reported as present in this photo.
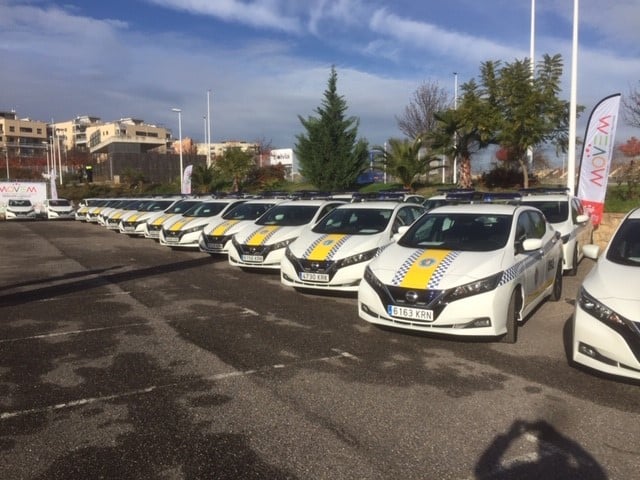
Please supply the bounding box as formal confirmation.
[581,200,604,227]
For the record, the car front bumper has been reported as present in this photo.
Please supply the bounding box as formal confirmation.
[572,305,640,380]
[357,278,513,338]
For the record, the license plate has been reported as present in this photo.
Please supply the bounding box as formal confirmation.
[124,226,135,231]
[300,272,329,282]
[165,237,179,243]
[207,242,224,249]
[242,254,263,262]
[387,305,433,321]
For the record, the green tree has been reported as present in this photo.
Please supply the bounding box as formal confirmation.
[372,138,436,190]
[429,80,494,188]
[430,54,572,189]
[214,147,255,192]
[295,66,369,190]
[480,54,571,188]
[190,164,216,193]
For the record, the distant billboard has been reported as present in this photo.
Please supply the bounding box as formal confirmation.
[270,148,300,180]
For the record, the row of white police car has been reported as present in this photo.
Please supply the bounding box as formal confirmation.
[73,189,638,381]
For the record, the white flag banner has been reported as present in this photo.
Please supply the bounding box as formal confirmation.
[576,93,621,227]
[181,164,193,195]
[50,169,58,200]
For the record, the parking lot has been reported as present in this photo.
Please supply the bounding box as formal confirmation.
[1,220,638,479]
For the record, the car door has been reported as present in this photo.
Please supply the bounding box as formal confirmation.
[572,198,592,256]
[515,210,548,308]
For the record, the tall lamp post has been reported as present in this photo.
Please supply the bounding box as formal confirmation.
[171,108,183,183]
[4,142,9,180]
[453,72,458,185]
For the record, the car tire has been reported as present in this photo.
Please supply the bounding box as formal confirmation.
[550,261,563,302]
[567,245,579,277]
[501,290,519,344]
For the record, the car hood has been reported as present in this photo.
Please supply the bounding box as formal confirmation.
[49,205,73,212]
[122,210,156,222]
[151,213,183,228]
[582,259,640,319]
[171,216,220,231]
[369,243,507,289]
[234,224,308,246]
[8,206,34,212]
[203,219,256,236]
[289,230,391,261]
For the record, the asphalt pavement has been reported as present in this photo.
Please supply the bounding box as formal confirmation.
[0,220,638,479]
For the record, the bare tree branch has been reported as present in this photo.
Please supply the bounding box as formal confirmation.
[396,81,450,140]
[623,81,640,129]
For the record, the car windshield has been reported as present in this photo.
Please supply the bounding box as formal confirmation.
[127,199,153,211]
[184,201,229,217]
[165,200,200,214]
[48,199,71,207]
[520,200,568,223]
[399,213,512,252]
[222,202,274,220]
[606,218,640,266]
[139,199,174,212]
[312,208,391,235]
[9,199,32,206]
[256,205,318,226]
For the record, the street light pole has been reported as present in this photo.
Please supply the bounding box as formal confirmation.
[453,72,458,185]
[567,0,579,194]
[171,108,183,184]
[206,90,212,168]
[4,142,9,180]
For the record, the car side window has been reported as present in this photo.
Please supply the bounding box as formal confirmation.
[515,213,531,243]
[318,203,341,219]
[526,210,547,239]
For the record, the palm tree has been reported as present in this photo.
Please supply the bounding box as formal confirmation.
[372,137,436,190]
[429,80,494,188]
[190,164,216,193]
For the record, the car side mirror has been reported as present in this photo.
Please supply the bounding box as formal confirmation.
[576,214,589,224]
[392,225,410,241]
[521,238,543,252]
[582,244,600,260]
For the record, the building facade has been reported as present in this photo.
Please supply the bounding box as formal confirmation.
[0,110,48,158]
[51,116,102,151]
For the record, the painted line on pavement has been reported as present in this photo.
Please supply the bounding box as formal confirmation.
[0,349,359,420]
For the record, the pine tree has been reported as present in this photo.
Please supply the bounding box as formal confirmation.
[295,66,368,190]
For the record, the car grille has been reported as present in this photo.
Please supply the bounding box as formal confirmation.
[386,285,443,307]
[235,244,271,256]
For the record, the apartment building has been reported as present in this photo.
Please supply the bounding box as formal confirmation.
[87,118,170,154]
[0,110,48,158]
[51,116,102,151]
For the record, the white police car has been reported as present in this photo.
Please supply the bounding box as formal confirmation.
[358,203,564,343]
[118,197,182,236]
[572,207,640,380]
[43,198,75,220]
[198,199,282,255]
[4,199,37,220]
[143,198,203,240]
[519,188,593,276]
[281,202,426,292]
[159,198,247,249]
[228,200,344,270]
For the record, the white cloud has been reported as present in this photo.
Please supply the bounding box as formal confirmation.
[368,8,525,64]
[144,0,302,33]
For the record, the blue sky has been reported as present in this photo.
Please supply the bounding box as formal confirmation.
[2,0,639,158]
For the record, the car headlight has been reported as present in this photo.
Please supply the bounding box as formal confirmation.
[561,233,570,244]
[182,225,205,235]
[363,265,385,290]
[578,287,632,329]
[270,237,296,251]
[335,248,379,269]
[441,271,503,303]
